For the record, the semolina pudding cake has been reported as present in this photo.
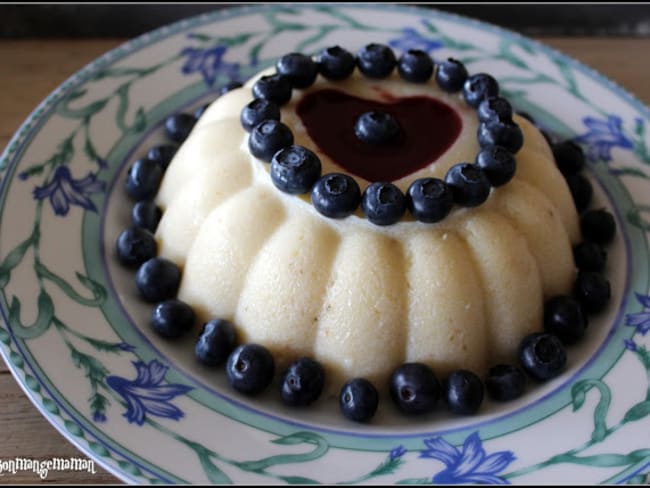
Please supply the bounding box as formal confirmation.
[152,45,579,395]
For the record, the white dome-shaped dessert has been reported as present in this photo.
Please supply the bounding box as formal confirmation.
[154,63,579,393]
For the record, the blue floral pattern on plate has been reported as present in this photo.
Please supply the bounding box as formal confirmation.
[626,293,650,336]
[181,41,241,87]
[387,26,445,53]
[574,114,635,162]
[106,359,193,426]
[32,165,105,216]
[421,432,515,484]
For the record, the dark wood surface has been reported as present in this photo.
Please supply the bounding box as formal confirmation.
[1,4,649,37]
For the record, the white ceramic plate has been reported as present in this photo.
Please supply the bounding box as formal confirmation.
[2,5,650,484]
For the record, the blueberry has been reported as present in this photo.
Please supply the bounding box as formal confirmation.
[445,163,491,207]
[485,364,526,402]
[463,73,499,108]
[252,73,292,105]
[240,98,281,132]
[165,113,197,143]
[226,344,275,395]
[565,172,593,213]
[280,357,325,406]
[195,318,238,367]
[125,158,163,201]
[219,80,243,96]
[193,103,211,120]
[361,182,406,226]
[477,119,524,154]
[475,146,516,187]
[270,145,322,194]
[146,144,178,170]
[389,362,440,415]
[276,52,318,89]
[132,200,163,233]
[356,43,396,79]
[339,378,379,423]
[573,241,607,272]
[316,46,356,80]
[151,299,195,339]
[477,97,513,124]
[397,49,434,83]
[354,111,401,145]
[248,119,294,162]
[574,271,611,315]
[115,226,157,268]
[445,369,484,415]
[311,173,361,219]
[135,257,181,303]
[435,58,468,93]
[544,295,587,344]
[406,177,454,223]
[580,209,616,245]
[519,332,567,381]
[552,140,585,175]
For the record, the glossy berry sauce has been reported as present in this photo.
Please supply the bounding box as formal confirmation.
[295,89,462,182]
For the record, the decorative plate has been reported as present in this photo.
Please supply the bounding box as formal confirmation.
[1,5,650,485]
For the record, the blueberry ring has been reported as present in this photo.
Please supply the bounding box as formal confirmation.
[240,43,523,226]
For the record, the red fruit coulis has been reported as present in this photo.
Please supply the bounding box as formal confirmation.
[295,88,463,182]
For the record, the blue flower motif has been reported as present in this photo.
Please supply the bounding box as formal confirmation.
[106,359,193,426]
[573,114,634,162]
[389,445,407,461]
[624,339,638,352]
[93,411,107,423]
[181,44,240,87]
[634,293,650,308]
[32,165,105,217]
[387,26,444,54]
[420,431,515,484]
[626,312,650,335]
[625,293,650,336]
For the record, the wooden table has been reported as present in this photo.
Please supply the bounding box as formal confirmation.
[1,37,649,484]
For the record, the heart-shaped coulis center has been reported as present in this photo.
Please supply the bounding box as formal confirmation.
[296,89,463,182]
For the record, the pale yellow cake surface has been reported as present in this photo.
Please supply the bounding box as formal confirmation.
[155,67,580,393]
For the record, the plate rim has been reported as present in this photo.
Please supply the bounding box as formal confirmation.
[1,4,650,484]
